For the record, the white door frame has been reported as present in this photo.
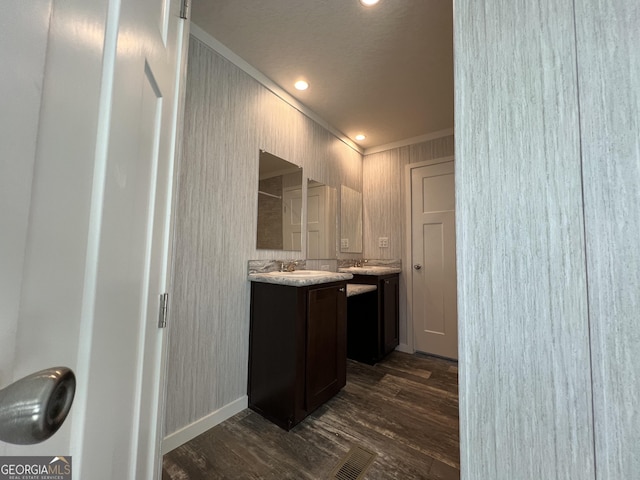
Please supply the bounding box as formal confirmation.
[144,11,191,476]
[158,9,191,463]
[403,155,455,354]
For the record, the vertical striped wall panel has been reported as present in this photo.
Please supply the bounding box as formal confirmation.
[164,36,362,435]
[454,1,595,478]
[575,2,640,478]
[362,135,454,259]
[363,149,405,261]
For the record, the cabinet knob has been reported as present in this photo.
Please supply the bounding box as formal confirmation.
[339,287,345,292]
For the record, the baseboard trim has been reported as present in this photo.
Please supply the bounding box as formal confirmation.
[161,396,248,454]
[396,343,414,354]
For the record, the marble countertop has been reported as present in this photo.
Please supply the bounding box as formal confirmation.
[248,270,353,287]
[339,266,402,276]
[346,284,378,297]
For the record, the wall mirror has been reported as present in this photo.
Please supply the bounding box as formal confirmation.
[340,185,363,253]
[256,150,303,251]
[307,179,337,260]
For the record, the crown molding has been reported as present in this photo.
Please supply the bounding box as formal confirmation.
[190,23,363,155]
[364,128,454,155]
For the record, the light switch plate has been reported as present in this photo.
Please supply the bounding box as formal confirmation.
[341,238,349,249]
[378,237,389,248]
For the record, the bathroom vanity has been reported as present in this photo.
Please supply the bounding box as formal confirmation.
[247,270,352,430]
[341,266,401,364]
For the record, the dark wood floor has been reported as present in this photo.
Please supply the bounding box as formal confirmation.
[162,352,459,479]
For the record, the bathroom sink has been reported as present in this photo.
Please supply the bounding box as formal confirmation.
[348,266,388,271]
[339,265,402,275]
[249,269,353,286]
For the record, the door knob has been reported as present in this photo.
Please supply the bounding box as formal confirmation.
[0,367,76,445]
[413,264,422,270]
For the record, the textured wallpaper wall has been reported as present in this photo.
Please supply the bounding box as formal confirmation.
[454,0,602,476]
[363,136,454,259]
[164,36,362,435]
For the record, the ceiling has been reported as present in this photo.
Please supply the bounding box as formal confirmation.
[191,0,454,150]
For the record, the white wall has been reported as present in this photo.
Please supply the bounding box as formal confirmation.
[164,34,362,437]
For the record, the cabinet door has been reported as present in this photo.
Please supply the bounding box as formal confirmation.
[305,284,347,413]
[382,275,400,355]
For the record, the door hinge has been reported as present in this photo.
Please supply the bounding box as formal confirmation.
[179,0,190,19]
[158,293,169,328]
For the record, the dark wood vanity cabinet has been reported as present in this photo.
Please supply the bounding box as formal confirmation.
[248,280,347,430]
[347,273,400,364]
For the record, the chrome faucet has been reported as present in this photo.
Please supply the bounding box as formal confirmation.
[279,260,298,272]
[286,261,298,272]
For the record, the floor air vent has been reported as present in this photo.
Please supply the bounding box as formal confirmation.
[330,445,377,480]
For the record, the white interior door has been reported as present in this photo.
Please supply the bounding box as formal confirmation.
[77,0,185,477]
[307,185,328,258]
[0,0,52,412]
[411,161,458,359]
[5,0,186,478]
[282,187,303,251]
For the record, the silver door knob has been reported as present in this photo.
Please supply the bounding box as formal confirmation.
[413,264,422,270]
[0,367,76,444]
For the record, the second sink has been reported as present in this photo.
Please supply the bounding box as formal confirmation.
[268,270,332,277]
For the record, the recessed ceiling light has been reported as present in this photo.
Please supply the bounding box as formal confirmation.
[294,80,309,91]
[360,0,380,6]
[355,134,366,141]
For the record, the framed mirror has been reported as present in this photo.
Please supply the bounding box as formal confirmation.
[256,150,303,251]
[340,185,363,253]
[307,179,337,259]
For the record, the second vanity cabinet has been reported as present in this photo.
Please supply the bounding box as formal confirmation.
[347,272,400,364]
[248,279,347,430]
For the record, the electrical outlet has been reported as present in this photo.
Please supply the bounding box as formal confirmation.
[378,237,389,248]
[341,238,349,249]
